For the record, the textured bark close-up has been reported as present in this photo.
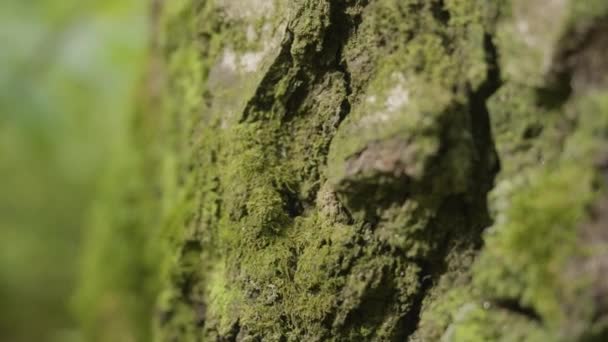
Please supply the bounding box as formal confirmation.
[79,0,608,341]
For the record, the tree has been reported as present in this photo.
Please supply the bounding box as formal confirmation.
[79,0,608,341]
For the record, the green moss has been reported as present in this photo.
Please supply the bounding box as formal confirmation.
[446,303,550,342]
[80,0,608,340]
[414,286,473,341]
[143,0,498,339]
[475,163,595,323]
[459,34,608,339]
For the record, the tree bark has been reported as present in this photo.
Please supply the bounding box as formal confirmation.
[80,0,608,341]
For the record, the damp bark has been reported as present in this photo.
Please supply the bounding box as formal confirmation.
[78,1,608,341]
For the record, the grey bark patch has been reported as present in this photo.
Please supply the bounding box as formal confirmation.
[345,138,422,179]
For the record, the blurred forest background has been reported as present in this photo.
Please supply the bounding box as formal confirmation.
[0,0,147,341]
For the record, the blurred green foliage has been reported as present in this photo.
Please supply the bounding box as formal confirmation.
[0,1,146,341]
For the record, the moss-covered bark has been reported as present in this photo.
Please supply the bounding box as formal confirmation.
[79,0,608,341]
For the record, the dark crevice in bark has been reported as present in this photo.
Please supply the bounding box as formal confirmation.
[466,33,502,244]
[494,299,543,323]
[221,320,242,342]
[398,32,504,340]
[284,0,366,214]
[540,19,608,108]
[194,301,207,327]
[176,240,203,299]
[158,238,207,334]
[313,0,367,205]
[394,196,472,340]
[462,29,554,332]
[340,266,398,333]
[396,261,434,342]
[470,33,502,186]
[466,32,502,277]
[240,30,296,122]
[322,0,362,128]
[536,73,573,110]
[283,75,309,122]
[280,187,305,218]
[430,0,451,25]
[336,60,353,127]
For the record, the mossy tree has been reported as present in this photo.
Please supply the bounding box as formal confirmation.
[79,0,608,341]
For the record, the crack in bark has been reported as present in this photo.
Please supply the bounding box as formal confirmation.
[240,1,363,125]
[470,34,502,185]
[493,299,543,323]
[325,0,358,127]
[398,32,504,341]
[240,29,296,122]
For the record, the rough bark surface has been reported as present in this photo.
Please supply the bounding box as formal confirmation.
[80,0,608,341]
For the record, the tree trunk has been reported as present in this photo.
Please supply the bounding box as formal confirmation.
[80,0,608,341]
